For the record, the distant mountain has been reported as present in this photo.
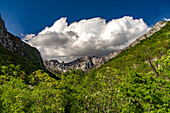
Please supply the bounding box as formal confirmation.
[43,52,118,73]
[44,21,167,73]
[0,14,44,74]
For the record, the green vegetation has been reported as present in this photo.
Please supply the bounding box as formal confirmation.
[0,44,37,75]
[93,21,170,75]
[0,22,170,112]
[0,44,58,80]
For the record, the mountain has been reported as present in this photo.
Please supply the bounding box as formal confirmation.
[0,14,169,112]
[54,21,169,112]
[0,14,44,74]
[44,21,167,73]
[44,53,118,73]
[91,21,170,75]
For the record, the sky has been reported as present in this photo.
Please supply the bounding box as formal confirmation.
[0,0,170,62]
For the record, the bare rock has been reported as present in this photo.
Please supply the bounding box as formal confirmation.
[0,13,44,69]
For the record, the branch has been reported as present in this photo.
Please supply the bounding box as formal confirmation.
[105,89,114,113]
[146,53,160,77]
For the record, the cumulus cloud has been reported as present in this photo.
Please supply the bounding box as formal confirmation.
[23,34,36,42]
[163,18,170,21]
[23,16,150,62]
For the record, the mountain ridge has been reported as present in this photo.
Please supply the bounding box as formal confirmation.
[44,21,167,73]
[0,13,44,73]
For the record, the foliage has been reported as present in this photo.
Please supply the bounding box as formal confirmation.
[0,44,37,75]
[0,22,170,112]
[0,70,63,113]
[94,21,170,75]
[0,64,25,84]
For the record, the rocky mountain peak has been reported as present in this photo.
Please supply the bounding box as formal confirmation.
[146,21,167,37]
[0,13,7,33]
[0,14,44,69]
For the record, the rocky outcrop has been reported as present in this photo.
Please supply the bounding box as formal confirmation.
[44,21,167,73]
[44,56,95,73]
[44,51,121,73]
[0,14,44,69]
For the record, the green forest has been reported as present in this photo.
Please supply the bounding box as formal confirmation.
[0,22,170,113]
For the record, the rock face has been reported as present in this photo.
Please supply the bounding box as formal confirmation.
[44,51,121,73]
[44,21,167,73]
[44,56,95,73]
[0,14,44,69]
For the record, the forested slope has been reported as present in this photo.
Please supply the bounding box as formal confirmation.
[0,21,169,113]
[91,21,170,75]
[0,44,38,74]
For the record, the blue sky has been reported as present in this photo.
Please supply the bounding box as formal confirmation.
[0,0,170,37]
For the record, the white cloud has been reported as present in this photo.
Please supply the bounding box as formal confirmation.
[23,34,36,42]
[163,18,170,21]
[23,16,150,62]
[20,33,24,37]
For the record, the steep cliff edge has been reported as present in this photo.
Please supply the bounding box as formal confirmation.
[0,14,44,70]
[44,21,167,73]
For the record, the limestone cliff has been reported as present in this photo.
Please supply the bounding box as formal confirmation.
[0,14,44,69]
